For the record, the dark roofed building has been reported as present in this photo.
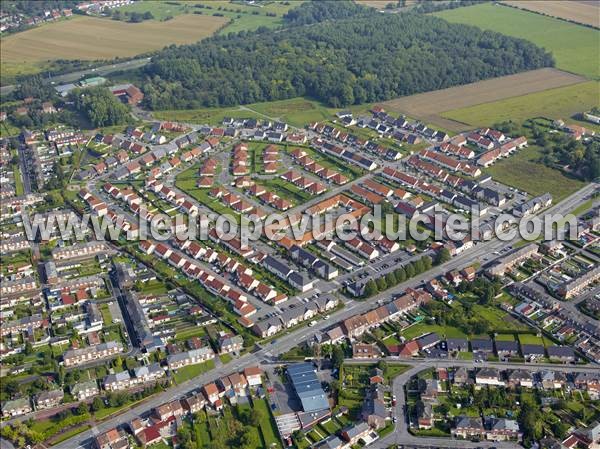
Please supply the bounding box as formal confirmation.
[495,340,519,357]
[415,332,441,350]
[446,338,468,352]
[522,344,545,359]
[546,345,575,361]
[471,338,494,353]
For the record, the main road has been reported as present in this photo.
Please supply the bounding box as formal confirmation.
[52,181,598,449]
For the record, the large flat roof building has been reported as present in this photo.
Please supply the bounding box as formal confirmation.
[287,362,329,413]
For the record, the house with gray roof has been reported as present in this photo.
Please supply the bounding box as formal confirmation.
[521,344,545,360]
[546,345,575,362]
[495,340,519,357]
[447,338,468,352]
[415,332,441,350]
[485,418,521,441]
[452,416,484,439]
[471,338,494,353]
[263,255,294,280]
[288,271,315,292]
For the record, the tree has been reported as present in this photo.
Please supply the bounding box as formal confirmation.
[385,272,397,287]
[250,407,264,428]
[91,397,104,412]
[2,378,20,398]
[377,360,388,378]
[332,345,344,369]
[405,263,415,278]
[76,402,88,415]
[413,259,425,274]
[375,277,388,291]
[519,398,543,444]
[394,267,406,283]
[141,1,552,110]
[363,279,378,297]
[435,248,451,265]
[71,87,132,127]
[421,255,432,270]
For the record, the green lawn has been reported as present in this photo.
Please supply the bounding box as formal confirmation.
[253,398,282,448]
[247,97,337,127]
[173,359,216,384]
[115,1,192,20]
[99,304,112,325]
[442,81,600,132]
[50,424,91,445]
[12,163,24,196]
[154,95,366,129]
[517,334,545,346]
[402,322,467,340]
[457,351,474,360]
[175,165,241,220]
[219,353,233,364]
[484,144,586,202]
[154,105,264,126]
[471,304,528,331]
[434,3,600,79]
[495,333,516,342]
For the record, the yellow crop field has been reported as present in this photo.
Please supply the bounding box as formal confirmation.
[1,14,229,78]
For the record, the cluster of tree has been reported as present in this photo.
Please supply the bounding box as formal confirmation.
[109,9,154,22]
[419,275,504,336]
[141,2,553,110]
[362,255,432,298]
[71,86,132,127]
[423,300,493,335]
[519,395,543,445]
[13,74,56,101]
[496,120,600,181]
[534,128,600,181]
[178,407,265,449]
[282,0,375,25]
[453,275,502,304]
[1,406,89,446]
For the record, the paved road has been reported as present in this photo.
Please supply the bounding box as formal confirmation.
[50,181,598,449]
[0,58,150,95]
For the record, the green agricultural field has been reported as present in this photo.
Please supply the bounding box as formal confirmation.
[484,144,586,202]
[188,1,301,35]
[116,1,194,20]
[442,81,600,132]
[434,3,600,79]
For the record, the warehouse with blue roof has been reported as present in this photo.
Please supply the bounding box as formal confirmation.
[287,362,329,412]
